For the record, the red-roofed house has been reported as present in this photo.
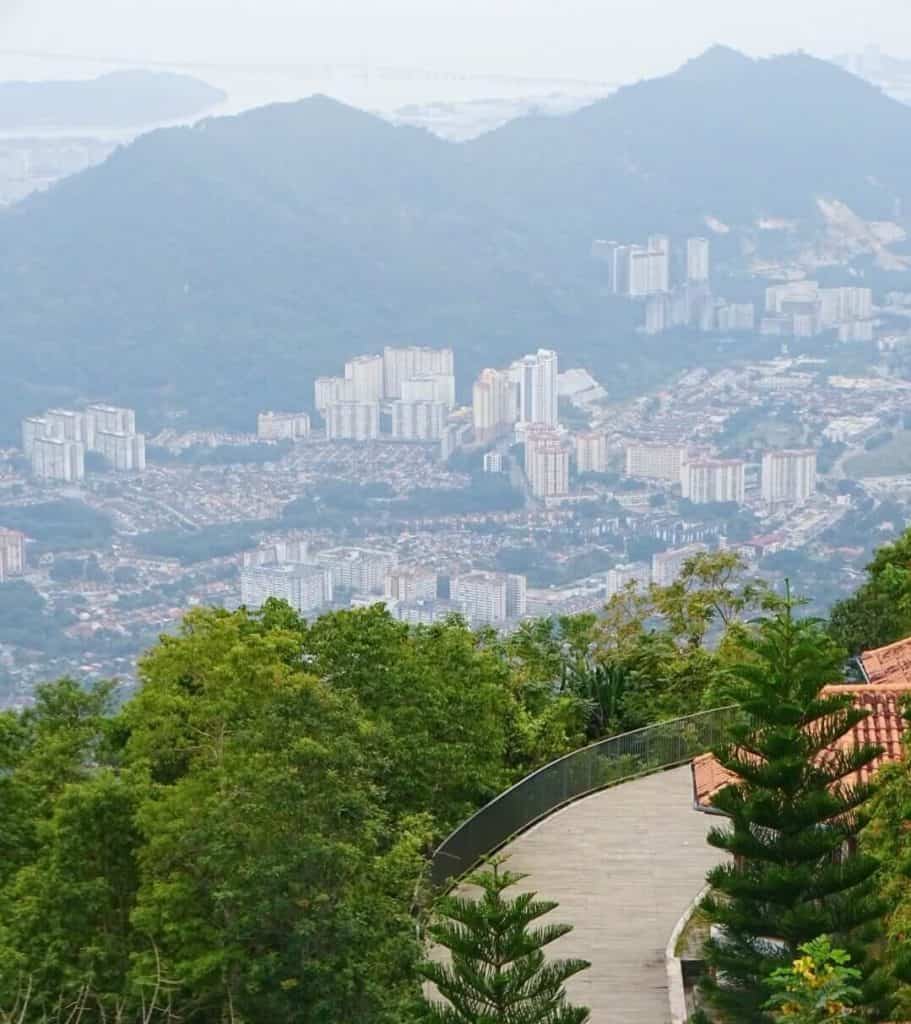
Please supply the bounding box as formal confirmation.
[692,682,910,812]
[860,636,911,687]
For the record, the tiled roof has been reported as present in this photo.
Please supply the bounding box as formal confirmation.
[692,683,910,811]
[861,637,911,687]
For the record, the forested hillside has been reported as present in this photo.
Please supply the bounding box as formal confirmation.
[1,49,909,439]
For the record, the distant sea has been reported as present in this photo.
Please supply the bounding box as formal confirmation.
[0,53,618,140]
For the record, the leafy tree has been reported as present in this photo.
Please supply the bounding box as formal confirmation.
[765,938,862,1024]
[124,605,429,1023]
[862,755,911,1018]
[829,527,911,653]
[419,860,590,1024]
[652,551,768,648]
[698,598,885,1023]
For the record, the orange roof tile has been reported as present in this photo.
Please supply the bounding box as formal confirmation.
[692,682,911,811]
[861,637,911,687]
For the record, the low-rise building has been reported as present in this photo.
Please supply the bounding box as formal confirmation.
[257,411,311,441]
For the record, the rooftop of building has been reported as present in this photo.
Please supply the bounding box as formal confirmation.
[692,681,910,812]
[860,635,911,686]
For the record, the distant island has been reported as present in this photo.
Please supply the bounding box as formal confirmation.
[0,70,226,131]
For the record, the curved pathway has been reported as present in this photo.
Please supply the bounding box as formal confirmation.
[463,765,725,1022]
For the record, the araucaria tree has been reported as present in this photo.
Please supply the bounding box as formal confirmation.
[419,860,590,1024]
[699,598,885,1023]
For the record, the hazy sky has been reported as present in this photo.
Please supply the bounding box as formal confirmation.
[1,1,908,98]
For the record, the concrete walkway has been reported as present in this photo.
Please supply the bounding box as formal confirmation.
[463,765,724,1023]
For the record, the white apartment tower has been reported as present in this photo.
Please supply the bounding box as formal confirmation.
[681,459,746,505]
[472,368,518,443]
[45,409,90,444]
[0,529,25,581]
[648,235,671,293]
[22,417,50,456]
[240,564,333,614]
[87,404,135,439]
[390,401,448,440]
[383,346,454,399]
[325,402,380,441]
[686,237,710,282]
[625,442,688,482]
[95,430,147,471]
[451,571,527,626]
[513,349,558,427]
[525,427,570,499]
[761,450,818,506]
[574,431,609,475]
[384,567,438,604]
[31,437,85,482]
[315,547,397,594]
[314,376,353,411]
[343,355,385,404]
[400,373,456,408]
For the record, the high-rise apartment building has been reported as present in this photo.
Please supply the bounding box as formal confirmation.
[383,346,454,399]
[343,355,384,404]
[314,547,397,594]
[243,539,309,568]
[625,443,688,482]
[574,431,608,475]
[257,411,311,441]
[95,430,146,471]
[651,544,709,587]
[24,404,143,474]
[761,450,818,506]
[648,235,671,292]
[87,404,135,438]
[31,437,85,482]
[45,409,90,444]
[686,237,711,282]
[513,349,558,427]
[325,402,380,441]
[22,416,50,456]
[390,401,449,440]
[240,563,333,614]
[451,571,527,625]
[400,373,456,408]
[681,459,745,505]
[314,376,354,411]
[0,528,25,581]
[525,427,570,498]
[472,368,518,443]
[384,567,438,604]
[483,452,504,473]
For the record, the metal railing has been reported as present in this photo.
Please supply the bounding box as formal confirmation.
[429,705,741,890]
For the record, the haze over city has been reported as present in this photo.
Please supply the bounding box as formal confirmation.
[6,3,911,1022]
[3,0,911,110]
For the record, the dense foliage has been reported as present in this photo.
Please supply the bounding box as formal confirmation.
[0,604,589,1022]
[830,528,911,653]
[8,545,911,1020]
